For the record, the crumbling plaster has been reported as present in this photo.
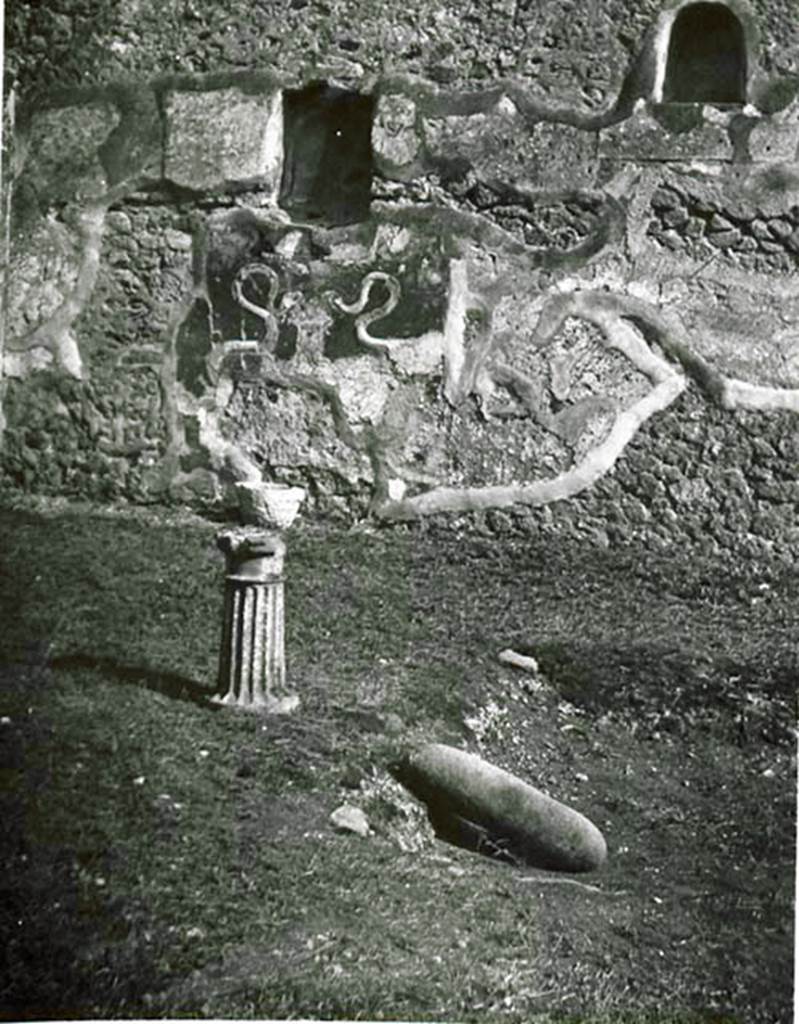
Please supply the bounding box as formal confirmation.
[2,0,799,550]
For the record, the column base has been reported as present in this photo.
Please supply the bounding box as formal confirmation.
[211,691,301,714]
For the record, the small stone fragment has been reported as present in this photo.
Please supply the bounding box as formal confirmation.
[330,804,371,837]
[340,764,365,790]
[382,712,406,735]
[498,649,540,674]
[767,218,793,240]
[750,219,772,240]
[651,187,680,211]
[707,229,741,249]
[708,212,734,233]
[784,229,799,254]
[661,208,688,229]
[660,229,684,251]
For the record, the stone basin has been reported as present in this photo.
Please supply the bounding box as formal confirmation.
[236,482,306,530]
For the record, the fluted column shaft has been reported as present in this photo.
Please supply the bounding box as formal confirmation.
[215,529,299,713]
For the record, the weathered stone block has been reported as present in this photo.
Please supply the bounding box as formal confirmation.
[749,119,799,163]
[421,97,592,188]
[708,228,741,249]
[521,120,600,190]
[372,93,420,176]
[599,104,732,163]
[422,109,499,162]
[768,218,794,240]
[22,103,120,205]
[397,743,607,873]
[651,187,679,210]
[708,212,734,232]
[164,87,283,193]
[5,216,83,343]
[662,207,688,229]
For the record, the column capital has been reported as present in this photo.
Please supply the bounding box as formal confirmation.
[216,528,286,581]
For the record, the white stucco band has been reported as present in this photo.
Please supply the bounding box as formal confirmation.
[377,284,799,522]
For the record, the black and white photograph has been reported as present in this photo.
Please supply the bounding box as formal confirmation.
[0,0,797,1020]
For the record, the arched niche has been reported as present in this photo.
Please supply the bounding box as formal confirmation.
[661,2,748,103]
[279,82,375,227]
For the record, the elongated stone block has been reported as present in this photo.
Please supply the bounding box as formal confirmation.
[214,529,298,713]
[397,743,607,873]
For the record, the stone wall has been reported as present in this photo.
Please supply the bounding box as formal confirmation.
[2,0,799,556]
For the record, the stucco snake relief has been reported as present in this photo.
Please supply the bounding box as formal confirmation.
[215,242,799,520]
[231,263,281,351]
[6,143,798,517]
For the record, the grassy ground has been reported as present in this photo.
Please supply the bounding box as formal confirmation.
[0,496,795,1022]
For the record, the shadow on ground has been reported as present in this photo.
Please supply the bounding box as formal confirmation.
[48,654,218,708]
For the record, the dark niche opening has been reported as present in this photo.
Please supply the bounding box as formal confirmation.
[662,2,747,104]
[279,82,374,227]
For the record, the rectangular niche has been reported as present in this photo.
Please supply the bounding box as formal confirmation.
[279,81,375,227]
